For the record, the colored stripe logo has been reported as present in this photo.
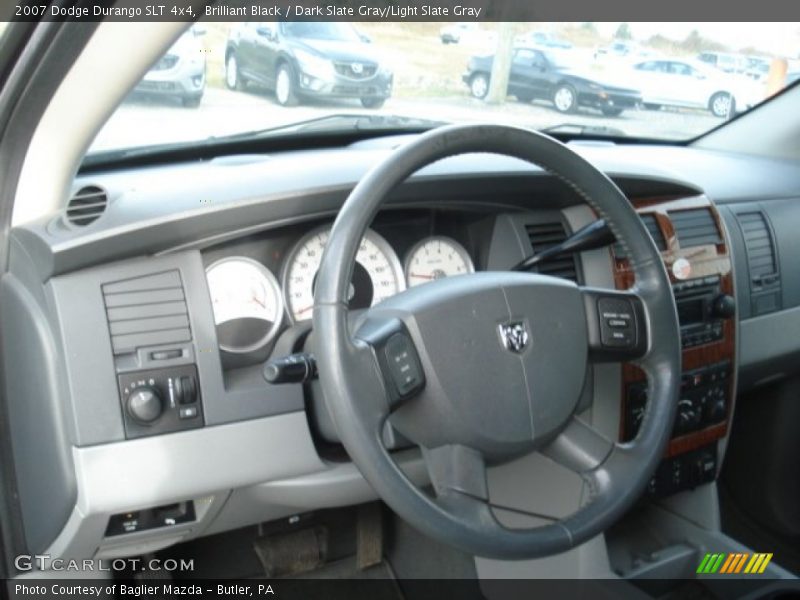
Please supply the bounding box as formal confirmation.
[697,552,773,574]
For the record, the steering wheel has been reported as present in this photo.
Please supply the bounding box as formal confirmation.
[313,124,680,559]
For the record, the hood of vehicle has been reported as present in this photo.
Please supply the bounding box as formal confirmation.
[292,38,378,65]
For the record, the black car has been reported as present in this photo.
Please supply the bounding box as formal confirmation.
[225,22,393,108]
[463,47,641,116]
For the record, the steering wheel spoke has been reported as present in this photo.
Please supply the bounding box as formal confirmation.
[580,287,649,363]
[540,415,615,475]
[423,443,489,502]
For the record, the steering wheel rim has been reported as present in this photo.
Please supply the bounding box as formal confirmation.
[313,124,681,559]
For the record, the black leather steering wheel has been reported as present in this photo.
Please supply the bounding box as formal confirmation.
[313,124,681,559]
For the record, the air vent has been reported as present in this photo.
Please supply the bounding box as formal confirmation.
[670,208,722,248]
[525,221,579,282]
[66,186,108,226]
[614,213,666,257]
[102,270,191,355]
[735,211,781,315]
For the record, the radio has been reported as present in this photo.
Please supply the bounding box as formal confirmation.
[673,276,735,348]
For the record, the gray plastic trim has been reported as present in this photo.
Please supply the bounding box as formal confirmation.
[0,273,76,553]
[71,412,322,516]
[738,305,800,389]
[46,248,305,447]
[204,450,429,538]
[42,412,323,559]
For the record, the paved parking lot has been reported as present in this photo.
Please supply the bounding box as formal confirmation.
[90,86,724,153]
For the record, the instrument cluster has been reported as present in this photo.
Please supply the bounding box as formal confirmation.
[205,224,475,354]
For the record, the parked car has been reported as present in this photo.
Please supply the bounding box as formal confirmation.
[440,23,497,49]
[440,22,478,44]
[744,56,771,80]
[631,58,763,117]
[463,47,642,116]
[697,51,749,75]
[595,41,653,59]
[225,22,393,108]
[132,26,206,107]
[514,31,573,50]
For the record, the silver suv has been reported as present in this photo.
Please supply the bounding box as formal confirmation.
[133,26,207,108]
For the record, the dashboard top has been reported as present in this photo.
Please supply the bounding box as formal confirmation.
[16,137,800,282]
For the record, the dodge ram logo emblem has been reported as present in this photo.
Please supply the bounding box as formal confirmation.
[351,62,364,75]
[498,321,529,354]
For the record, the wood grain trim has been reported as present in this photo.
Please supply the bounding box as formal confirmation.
[615,195,736,456]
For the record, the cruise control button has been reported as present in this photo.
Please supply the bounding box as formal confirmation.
[598,297,636,348]
[384,333,424,398]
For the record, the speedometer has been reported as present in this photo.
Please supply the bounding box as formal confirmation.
[283,226,405,322]
[405,236,474,287]
[206,257,283,353]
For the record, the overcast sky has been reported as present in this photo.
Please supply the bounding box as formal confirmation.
[589,22,800,57]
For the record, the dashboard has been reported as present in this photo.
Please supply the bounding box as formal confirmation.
[4,135,800,563]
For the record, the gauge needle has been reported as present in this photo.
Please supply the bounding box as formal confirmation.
[409,273,435,280]
[296,305,314,316]
[251,294,266,308]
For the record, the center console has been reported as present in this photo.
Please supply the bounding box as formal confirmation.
[613,195,736,498]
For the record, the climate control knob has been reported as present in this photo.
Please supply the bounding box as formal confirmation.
[674,398,701,435]
[126,387,163,424]
[703,387,727,425]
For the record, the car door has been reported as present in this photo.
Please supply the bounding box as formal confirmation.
[233,23,260,82]
[508,48,548,99]
[632,60,666,104]
[667,61,707,108]
[250,22,281,86]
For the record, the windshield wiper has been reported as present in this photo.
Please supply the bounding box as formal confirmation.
[232,113,447,138]
[541,123,627,138]
[82,113,446,168]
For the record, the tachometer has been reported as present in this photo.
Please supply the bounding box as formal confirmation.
[405,236,474,287]
[206,257,283,353]
[284,226,405,322]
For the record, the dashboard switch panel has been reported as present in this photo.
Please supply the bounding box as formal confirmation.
[118,364,203,439]
[646,444,717,498]
[105,501,196,537]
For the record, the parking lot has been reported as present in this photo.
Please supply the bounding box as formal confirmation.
[90,86,724,154]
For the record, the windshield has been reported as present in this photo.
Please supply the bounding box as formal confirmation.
[88,21,800,156]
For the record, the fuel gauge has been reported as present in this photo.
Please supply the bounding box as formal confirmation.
[405,236,474,287]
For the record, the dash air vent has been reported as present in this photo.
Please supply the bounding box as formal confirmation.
[102,270,191,355]
[614,213,666,257]
[65,186,108,226]
[670,208,722,248]
[525,221,579,282]
[735,210,781,315]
